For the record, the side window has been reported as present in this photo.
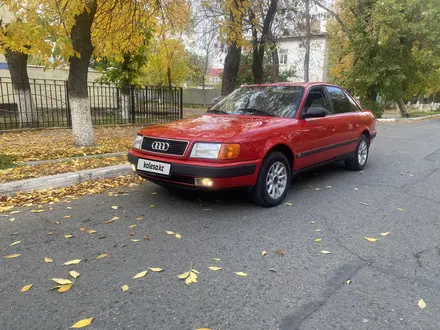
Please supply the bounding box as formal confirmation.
[304,87,333,115]
[326,86,352,114]
[345,92,361,112]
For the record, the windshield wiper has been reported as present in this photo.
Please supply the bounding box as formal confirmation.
[237,108,274,116]
[206,109,229,115]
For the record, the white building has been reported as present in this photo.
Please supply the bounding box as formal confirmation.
[277,33,328,83]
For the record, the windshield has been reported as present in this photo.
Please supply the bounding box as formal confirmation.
[208,86,304,118]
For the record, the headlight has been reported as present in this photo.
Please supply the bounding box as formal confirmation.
[132,134,143,149]
[190,143,221,159]
[190,143,240,160]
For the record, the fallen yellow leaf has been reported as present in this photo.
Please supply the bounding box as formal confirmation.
[195,328,211,330]
[166,231,175,235]
[121,284,129,292]
[235,272,248,277]
[310,221,316,224]
[4,253,21,259]
[360,202,371,206]
[346,279,351,285]
[9,218,15,222]
[177,272,190,279]
[21,284,33,292]
[133,270,148,279]
[149,268,164,272]
[314,238,322,242]
[136,217,144,221]
[380,231,391,236]
[364,237,378,242]
[396,207,404,211]
[192,269,200,274]
[188,271,198,283]
[129,225,136,229]
[96,253,108,259]
[315,188,320,190]
[175,233,182,239]
[275,249,285,255]
[51,278,72,285]
[261,250,267,256]
[150,204,155,208]
[58,284,73,293]
[71,317,94,328]
[354,188,359,191]
[70,270,80,279]
[208,266,221,271]
[79,227,86,231]
[9,240,21,246]
[111,216,120,221]
[418,299,426,309]
[131,239,140,242]
[64,234,73,238]
[31,209,44,213]
[44,257,53,263]
[64,215,71,219]
[111,206,118,210]
[88,230,96,234]
[285,202,292,206]
[320,250,331,254]
[63,259,81,266]
[326,186,332,188]
[212,258,221,261]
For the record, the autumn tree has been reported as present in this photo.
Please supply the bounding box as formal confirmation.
[0,3,53,126]
[326,0,440,117]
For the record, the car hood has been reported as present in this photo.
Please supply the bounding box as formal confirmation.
[138,114,288,142]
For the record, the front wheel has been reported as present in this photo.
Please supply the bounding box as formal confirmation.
[345,135,369,171]
[251,151,291,207]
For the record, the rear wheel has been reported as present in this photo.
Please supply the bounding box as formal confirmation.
[345,135,369,171]
[252,151,291,207]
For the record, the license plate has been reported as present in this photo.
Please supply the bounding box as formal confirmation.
[137,159,171,176]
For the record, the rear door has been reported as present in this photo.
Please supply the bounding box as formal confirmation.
[294,86,340,169]
[325,86,361,156]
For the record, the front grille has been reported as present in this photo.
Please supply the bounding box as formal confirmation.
[141,137,188,156]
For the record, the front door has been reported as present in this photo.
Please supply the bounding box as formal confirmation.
[294,86,339,169]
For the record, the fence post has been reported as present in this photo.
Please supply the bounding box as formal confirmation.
[130,85,136,124]
[65,80,72,127]
[179,87,183,119]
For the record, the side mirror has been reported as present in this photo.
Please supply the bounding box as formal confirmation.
[301,107,327,119]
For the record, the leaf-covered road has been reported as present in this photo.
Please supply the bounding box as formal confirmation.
[1,120,440,329]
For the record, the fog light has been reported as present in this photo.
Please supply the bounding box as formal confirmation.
[131,164,136,171]
[195,178,214,187]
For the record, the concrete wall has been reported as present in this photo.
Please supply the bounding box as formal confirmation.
[278,36,328,82]
[183,88,221,106]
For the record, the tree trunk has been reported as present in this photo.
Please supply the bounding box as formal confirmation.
[396,98,410,118]
[221,43,242,96]
[271,47,280,82]
[251,0,278,84]
[120,83,130,121]
[67,0,97,147]
[167,66,172,89]
[4,49,36,127]
[304,0,310,82]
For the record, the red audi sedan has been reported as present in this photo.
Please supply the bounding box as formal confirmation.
[128,83,376,207]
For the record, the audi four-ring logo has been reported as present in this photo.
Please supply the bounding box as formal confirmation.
[151,141,170,151]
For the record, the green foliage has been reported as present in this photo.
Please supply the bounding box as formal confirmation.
[186,53,206,87]
[0,154,17,170]
[328,0,440,108]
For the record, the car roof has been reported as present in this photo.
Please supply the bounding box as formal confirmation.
[240,82,339,89]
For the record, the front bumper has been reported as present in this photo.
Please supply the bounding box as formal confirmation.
[128,149,261,189]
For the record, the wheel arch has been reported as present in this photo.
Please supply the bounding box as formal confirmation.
[265,144,294,169]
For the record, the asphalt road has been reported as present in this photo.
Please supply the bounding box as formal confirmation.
[1,120,440,330]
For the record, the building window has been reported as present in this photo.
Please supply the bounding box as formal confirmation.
[279,49,288,65]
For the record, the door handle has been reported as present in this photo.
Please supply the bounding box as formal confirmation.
[331,126,336,132]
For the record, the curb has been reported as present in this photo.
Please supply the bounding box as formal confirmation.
[24,152,125,166]
[0,164,132,196]
[377,114,440,123]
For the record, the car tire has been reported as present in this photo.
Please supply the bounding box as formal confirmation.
[251,151,291,207]
[345,134,369,171]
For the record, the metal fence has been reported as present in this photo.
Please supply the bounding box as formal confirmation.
[0,78,183,130]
